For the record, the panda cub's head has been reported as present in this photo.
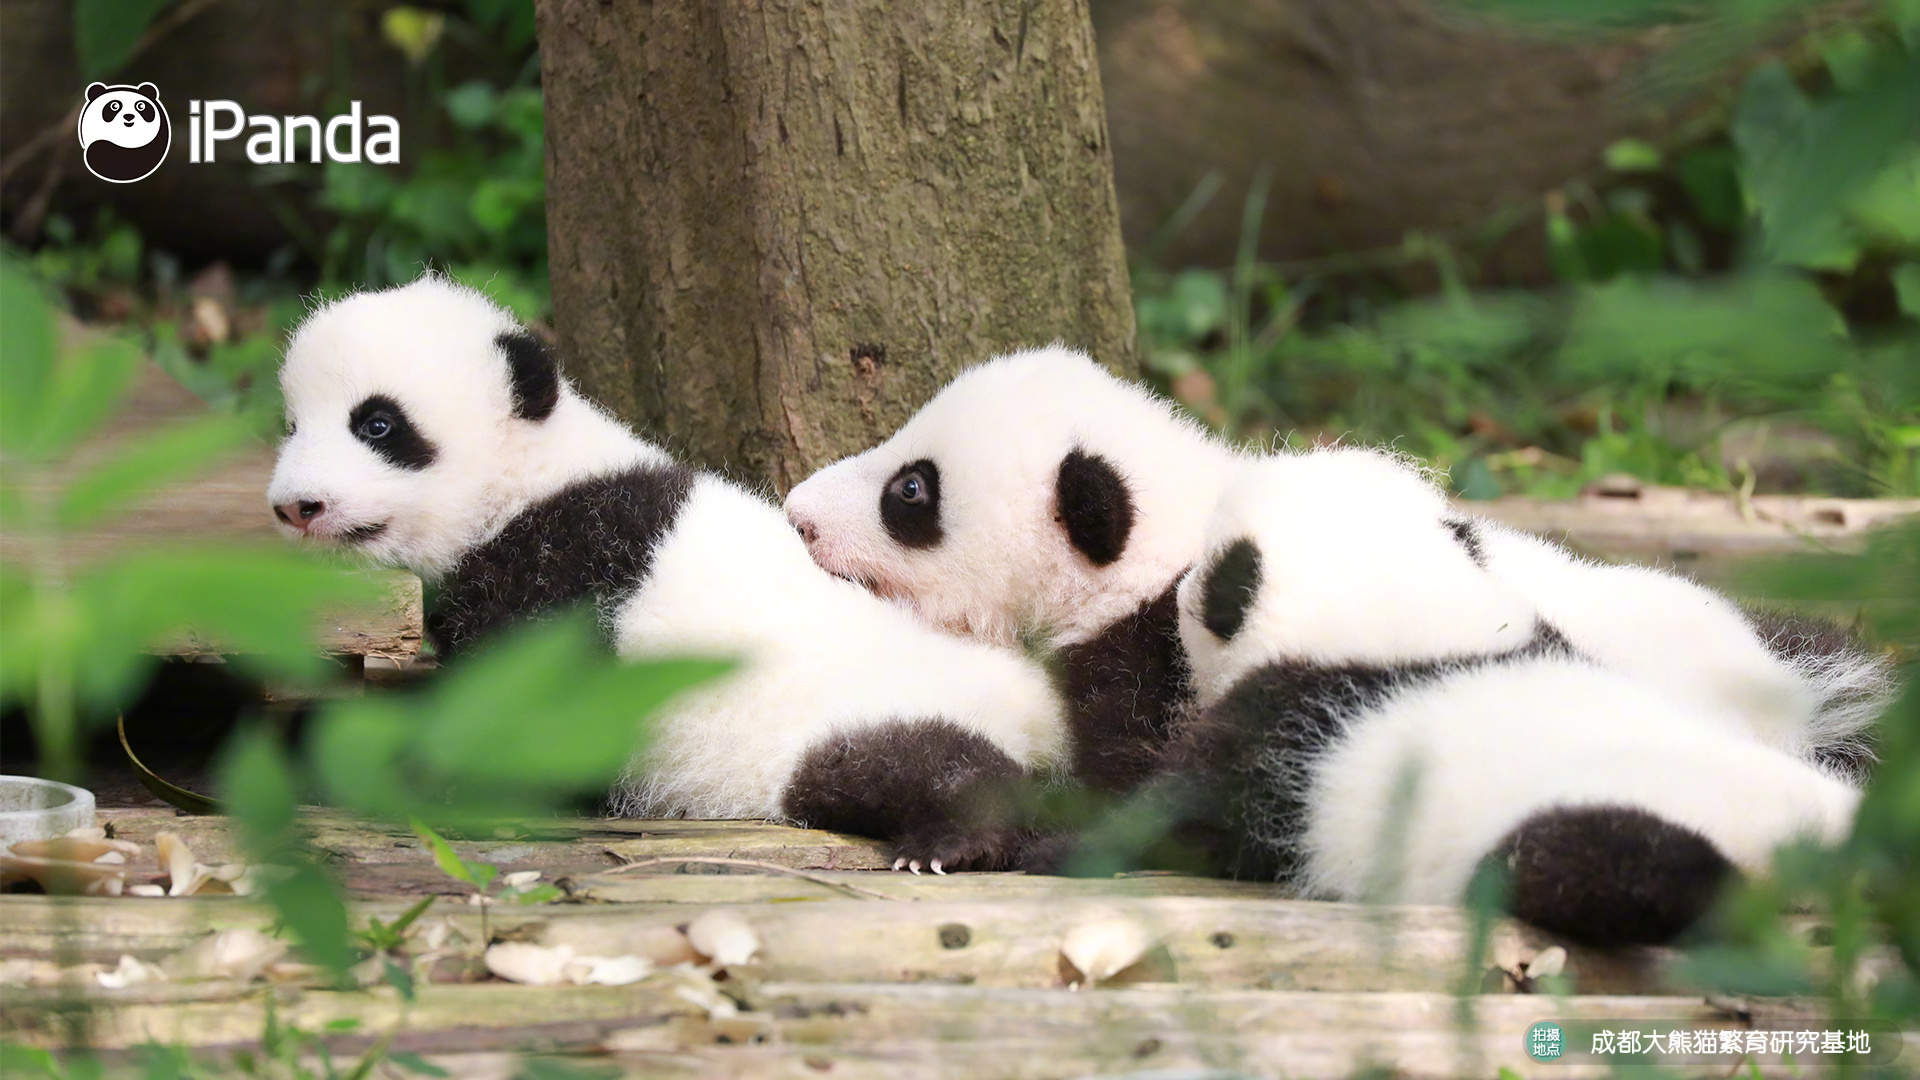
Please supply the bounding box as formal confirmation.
[267,274,656,580]
[784,346,1234,645]
[1178,449,1540,705]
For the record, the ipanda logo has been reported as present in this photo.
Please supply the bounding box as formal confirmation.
[77,82,170,183]
[77,81,400,183]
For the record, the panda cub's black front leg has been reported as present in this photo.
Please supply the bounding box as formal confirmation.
[780,718,1040,873]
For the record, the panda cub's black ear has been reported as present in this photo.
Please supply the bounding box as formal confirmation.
[1199,538,1261,642]
[86,82,109,102]
[496,330,560,421]
[1054,449,1134,566]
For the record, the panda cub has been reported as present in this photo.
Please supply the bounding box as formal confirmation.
[1168,449,1862,945]
[786,346,1246,793]
[787,348,1891,784]
[267,275,1066,871]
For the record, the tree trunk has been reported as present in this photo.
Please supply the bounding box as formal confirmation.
[537,0,1137,491]
[1092,0,1678,275]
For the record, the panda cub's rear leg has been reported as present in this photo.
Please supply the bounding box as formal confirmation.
[1491,805,1735,946]
[781,718,1043,873]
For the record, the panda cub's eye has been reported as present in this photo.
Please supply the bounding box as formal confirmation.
[104,101,121,120]
[879,459,942,549]
[135,101,153,120]
[890,472,926,504]
[356,413,394,440]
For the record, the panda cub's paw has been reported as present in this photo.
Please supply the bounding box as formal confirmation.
[780,717,1039,874]
[887,824,1036,875]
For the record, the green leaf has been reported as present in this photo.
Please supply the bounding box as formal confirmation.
[380,6,446,65]
[74,0,174,78]
[1676,146,1744,229]
[220,725,298,838]
[0,256,57,452]
[411,818,483,890]
[421,634,731,788]
[387,1052,451,1078]
[23,336,142,461]
[507,883,562,905]
[388,893,436,937]
[0,1042,61,1079]
[382,958,416,1001]
[309,700,422,819]
[1896,263,1920,321]
[1736,56,1920,267]
[445,81,498,129]
[58,413,254,528]
[1558,274,1847,398]
[512,1059,622,1080]
[1820,28,1877,91]
[218,728,354,978]
[1895,0,1920,45]
[1848,149,1920,249]
[1604,138,1663,172]
[74,545,385,702]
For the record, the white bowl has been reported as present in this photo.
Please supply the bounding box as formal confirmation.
[0,775,97,848]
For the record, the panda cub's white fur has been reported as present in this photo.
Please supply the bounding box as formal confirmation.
[268,275,1066,867]
[603,474,1067,821]
[1173,450,1861,942]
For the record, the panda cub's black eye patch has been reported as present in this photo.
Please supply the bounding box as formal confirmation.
[881,459,941,549]
[1200,537,1262,642]
[348,394,437,470]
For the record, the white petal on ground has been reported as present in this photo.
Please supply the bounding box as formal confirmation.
[96,955,166,990]
[155,832,199,897]
[686,910,760,967]
[484,942,577,986]
[162,928,290,981]
[1060,915,1159,984]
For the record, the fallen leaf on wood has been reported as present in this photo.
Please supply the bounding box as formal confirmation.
[686,910,759,967]
[96,955,166,990]
[1061,914,1159,985]
[162,928,289,982]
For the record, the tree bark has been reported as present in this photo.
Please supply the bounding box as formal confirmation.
[537,0,1137,491]
[1092,0,1675,274]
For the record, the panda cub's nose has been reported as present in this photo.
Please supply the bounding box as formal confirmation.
[274,500,326,531]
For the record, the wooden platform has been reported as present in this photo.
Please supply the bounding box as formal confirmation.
[7,809,1912,1078]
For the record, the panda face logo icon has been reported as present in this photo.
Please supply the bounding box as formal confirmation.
[77,82,170,183]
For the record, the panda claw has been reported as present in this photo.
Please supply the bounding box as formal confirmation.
[892,857,908,872]
[909,860,923,875]
[931,859,946,875]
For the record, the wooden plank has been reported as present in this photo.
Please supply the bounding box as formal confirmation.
[0,892,1689,995]
[92,810,893,891]
[7,980,1894,1079]
[1468,484,1919,579]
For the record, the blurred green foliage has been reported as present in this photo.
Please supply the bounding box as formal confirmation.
[1135,0,1920,499]
[308,0,548,323]
[0,252,377,783]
